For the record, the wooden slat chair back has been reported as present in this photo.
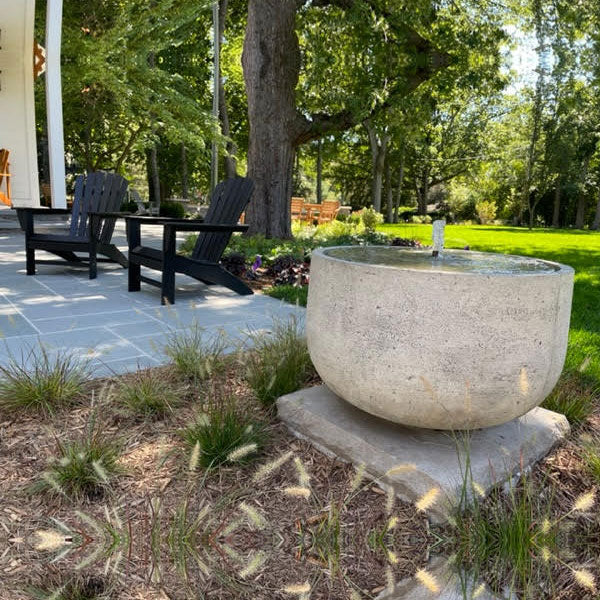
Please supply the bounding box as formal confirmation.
[18,171,129,280]
[317,200,340,224]
[69,171,128,243]
[291,197,305,220]
[192,177,254,264]
[0,149,11,206]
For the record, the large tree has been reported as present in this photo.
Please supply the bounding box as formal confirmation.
[241,0,450,238]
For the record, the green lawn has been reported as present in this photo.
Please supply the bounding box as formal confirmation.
[379,223,600,384]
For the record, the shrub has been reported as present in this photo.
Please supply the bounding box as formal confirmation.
[160,200,185,219]
[182,400,266,470]
[359,207,384,232]
[120,200,138,213]
[164,325,227,382]
[411,215,432,224]
[220,252,248,277]
[475,200,497,224]
[266,254,310,286]
[32,414,122,501]
[244,316,315,407]
[114,370,181,419]
[0,347,88,414]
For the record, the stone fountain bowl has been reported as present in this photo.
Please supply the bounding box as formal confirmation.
[306,246,574,430]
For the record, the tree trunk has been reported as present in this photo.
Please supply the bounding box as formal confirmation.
[219,0,237,179]
[150,146,161,205]
[365,120,389,214]
[575,196,586,229]
[418,167,429,215]
[243,0,300,238]
[528,194,536,229]
[385,157,393,223]
[181,143,189,199]
[552,181,560,228]
[575,158,591,229]
[393,142,405,223]
[591,192,600,231]
[316,139,323,203]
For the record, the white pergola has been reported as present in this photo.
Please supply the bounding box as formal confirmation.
[0,0,66,208]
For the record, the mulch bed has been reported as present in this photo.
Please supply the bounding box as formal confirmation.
[0,362,431,600]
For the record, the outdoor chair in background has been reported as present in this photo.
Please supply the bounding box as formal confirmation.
[291,197,305,221]
[126,176,254,305]
[0,149,12,206]
[17,171,129,279]
[317,200,341,224]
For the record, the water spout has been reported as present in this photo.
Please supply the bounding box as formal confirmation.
[432,219,446,258]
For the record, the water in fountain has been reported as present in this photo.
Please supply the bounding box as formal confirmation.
[323,246,561,274]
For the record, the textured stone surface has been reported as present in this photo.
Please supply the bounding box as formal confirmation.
[307,246,574,429]
[277,385,570,523]
[0,226,304,376]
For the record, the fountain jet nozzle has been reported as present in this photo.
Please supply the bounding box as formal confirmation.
[432,219,446,258]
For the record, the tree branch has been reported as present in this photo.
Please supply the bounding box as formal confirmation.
[293,0,451,145]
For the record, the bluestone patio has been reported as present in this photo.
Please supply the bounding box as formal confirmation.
[0,218,304,377]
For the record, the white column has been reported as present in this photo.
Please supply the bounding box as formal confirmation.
[0,0,40,207]
[46,0,67,208]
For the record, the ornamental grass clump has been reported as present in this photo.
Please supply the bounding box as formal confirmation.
[164,324,227,382]
[0,346,88,414]
[244,316,315,407]
[32,413,123,501]
[543,371,597,425]
[182,395,266,470]
[113,370,181,419]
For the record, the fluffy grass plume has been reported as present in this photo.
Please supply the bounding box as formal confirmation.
[572,490,595,513]
[32,414,122,501]
[0,346,88,414]
[284,486,311,499]
[181,404,265,470]
[415,487,440,513]
[253,451,294,482]
[573,568,596,592]
[239,502,267,529]
[415,568,441,593]
[239,551,267,579]
[282,582,311,595]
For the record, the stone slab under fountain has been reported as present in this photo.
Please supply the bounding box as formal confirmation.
[277,222,574,522]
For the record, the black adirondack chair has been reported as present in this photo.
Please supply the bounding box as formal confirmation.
[127,176,254,305]
[17,172,129,280]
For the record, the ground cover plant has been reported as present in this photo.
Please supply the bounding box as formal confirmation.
[0,320,435,600]
[243,316,316,407]
[30,411,123,502]
[164,324,227,382]
[0,347,88,415]
[113,370,182,419]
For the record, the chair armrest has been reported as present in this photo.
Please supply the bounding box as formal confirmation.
[15,207,71,215]
[89,211,133,218]
[124,216,204,225]
[163,222,248,233]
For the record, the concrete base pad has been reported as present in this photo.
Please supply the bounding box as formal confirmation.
[277,385,570,522]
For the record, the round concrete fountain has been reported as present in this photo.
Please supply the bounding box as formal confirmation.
[307,245,574,430]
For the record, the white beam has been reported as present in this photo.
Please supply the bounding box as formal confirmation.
[46,0,67,208]
[0,0,40,207]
